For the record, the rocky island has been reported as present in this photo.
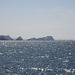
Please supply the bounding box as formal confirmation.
[0,35,54,41]
[0,35,13,40]
[16,36,23,40]
[27,36,54,41]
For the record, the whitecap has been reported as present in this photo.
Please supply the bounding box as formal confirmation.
[64,69,71,72]
[0,52,3,55]
[63,59,69,62]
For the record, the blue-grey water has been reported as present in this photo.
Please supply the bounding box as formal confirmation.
[0,40,75,75]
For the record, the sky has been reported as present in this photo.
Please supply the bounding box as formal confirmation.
[0,0,75,40]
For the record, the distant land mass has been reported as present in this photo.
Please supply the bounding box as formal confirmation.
[16,36,23,40]
[0,35,54,41]
[27,36,54,41]
[0,35,13,40]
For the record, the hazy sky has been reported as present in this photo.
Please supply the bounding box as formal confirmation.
[0,0,75,40]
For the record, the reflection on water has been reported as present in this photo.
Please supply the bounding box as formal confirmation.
[0,40,75,75]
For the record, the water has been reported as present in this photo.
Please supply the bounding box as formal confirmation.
[0,40,75,75]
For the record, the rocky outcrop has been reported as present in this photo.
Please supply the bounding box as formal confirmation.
[0,35,54,41]
[0,35,13,40]
[16,36,23,40]
[27,36,54,41]
[43,36,54,40]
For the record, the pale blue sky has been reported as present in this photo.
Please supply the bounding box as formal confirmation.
[0,0,75,40]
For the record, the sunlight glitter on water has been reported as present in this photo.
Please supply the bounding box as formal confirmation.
[0,40,75,75]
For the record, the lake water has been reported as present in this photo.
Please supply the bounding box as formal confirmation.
[0,40,75,75]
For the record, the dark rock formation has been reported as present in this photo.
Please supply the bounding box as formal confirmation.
[27,36,54,41]
[16,36,23,40]
[0,35,13,40]
[43,36,54,40]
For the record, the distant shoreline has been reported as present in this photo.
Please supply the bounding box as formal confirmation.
[0,35,54,41]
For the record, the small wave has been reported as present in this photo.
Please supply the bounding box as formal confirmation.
[0,52,3,55]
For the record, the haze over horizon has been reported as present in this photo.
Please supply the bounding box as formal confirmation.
[0,0,75,40]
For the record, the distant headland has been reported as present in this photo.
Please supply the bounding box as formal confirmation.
[0,35,54,41]
[27,36,54,41]
[0,35,13,40]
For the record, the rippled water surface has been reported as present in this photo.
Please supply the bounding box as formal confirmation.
[0,40,75,75]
